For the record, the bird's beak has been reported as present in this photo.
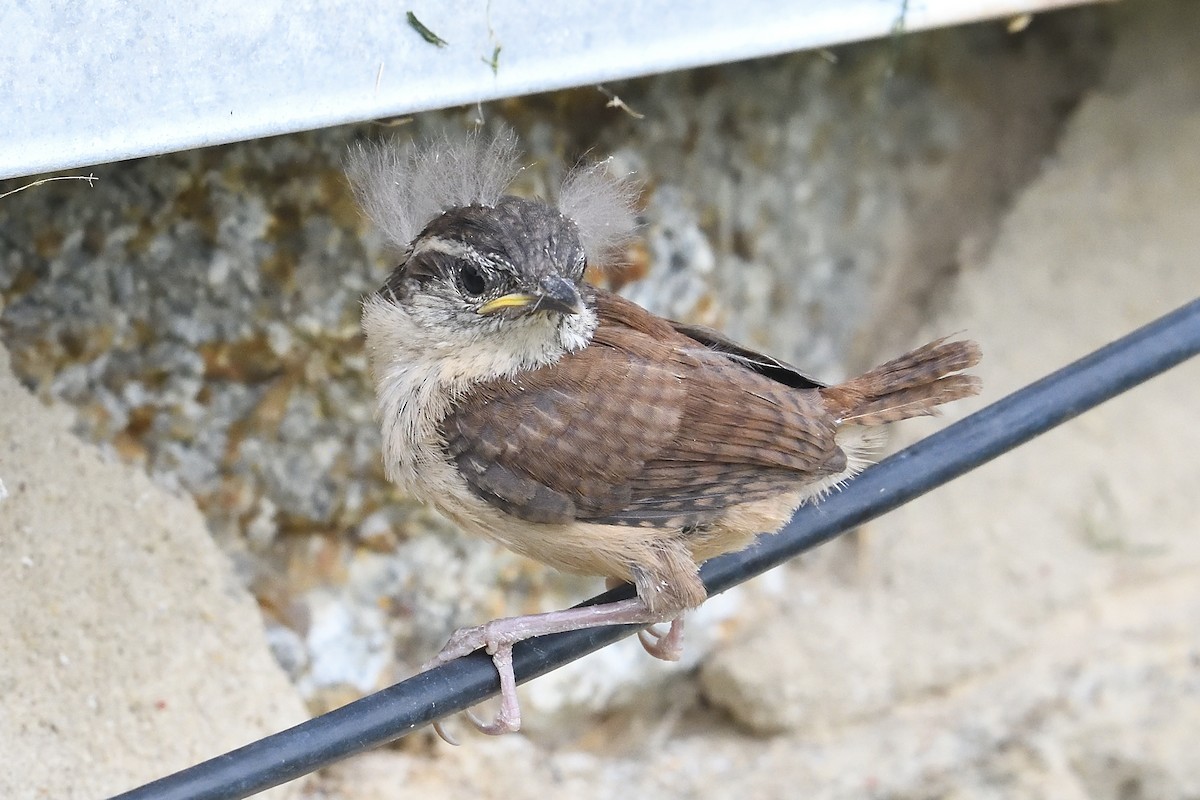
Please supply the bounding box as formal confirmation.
[477,275,584,317]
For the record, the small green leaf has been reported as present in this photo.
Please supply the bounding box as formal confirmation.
[406,11,448,48]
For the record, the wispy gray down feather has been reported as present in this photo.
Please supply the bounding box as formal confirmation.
[558,158,640,267]
[347,129,521,250]
[347,130,638,265]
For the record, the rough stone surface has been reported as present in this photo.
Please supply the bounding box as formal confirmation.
[0,342,309,799]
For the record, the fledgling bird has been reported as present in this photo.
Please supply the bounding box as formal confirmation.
[350,130,981,740]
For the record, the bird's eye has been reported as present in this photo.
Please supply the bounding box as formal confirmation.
[456,262,487,297]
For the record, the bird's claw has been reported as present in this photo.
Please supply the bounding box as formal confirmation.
[419,598,677,742]
[637,616,686,661]
[423,626,522,744]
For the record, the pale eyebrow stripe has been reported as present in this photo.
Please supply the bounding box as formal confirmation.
[411,236,511,273]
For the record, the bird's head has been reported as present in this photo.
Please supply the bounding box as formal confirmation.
[382,196,588,342]
[351,130,636,377]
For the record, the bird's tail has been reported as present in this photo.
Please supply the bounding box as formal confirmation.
[820,337,982,426]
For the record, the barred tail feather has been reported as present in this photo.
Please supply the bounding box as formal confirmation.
[821,338,982,426]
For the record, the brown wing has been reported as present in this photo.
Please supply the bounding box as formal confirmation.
[441,291,844,528]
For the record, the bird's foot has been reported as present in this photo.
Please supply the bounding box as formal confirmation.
[421,597,675,743]
[637,616,686,661]
[420,623,524,744]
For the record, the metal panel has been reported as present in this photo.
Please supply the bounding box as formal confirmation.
[0,0,1088,180]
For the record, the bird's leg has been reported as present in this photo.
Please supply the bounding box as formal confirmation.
[602,577,688,661]
[422,596,678,742]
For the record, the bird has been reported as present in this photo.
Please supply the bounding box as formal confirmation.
[349,130,981,741]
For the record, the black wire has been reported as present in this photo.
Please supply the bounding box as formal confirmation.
[112,297,1200,800]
